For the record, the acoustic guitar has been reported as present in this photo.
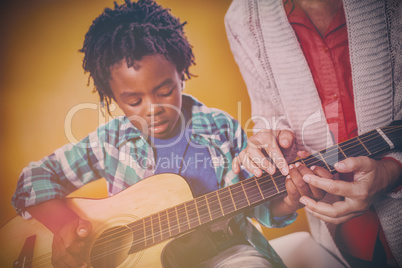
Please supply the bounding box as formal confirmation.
[1,122,401,267]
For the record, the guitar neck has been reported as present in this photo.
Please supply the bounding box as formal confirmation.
[302,127,397,173]
[126,124,402,254]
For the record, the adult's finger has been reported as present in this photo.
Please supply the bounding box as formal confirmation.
[334,156,374,174]
[252,132,288,175]
[247,131,282,173]
[232,156,241,174]
[302,174,356,198]
[245,146,276,175]
[246,132,281,175]
[233,150,263,176]
[303,205,356,225]
[233,152,255,174]
[300,196,353,216]
[277,130,294,149]
[236,149,265,177]
[300,196,364,224]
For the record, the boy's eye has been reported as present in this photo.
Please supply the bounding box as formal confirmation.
[129,99,141,107]
[159,87,174,97]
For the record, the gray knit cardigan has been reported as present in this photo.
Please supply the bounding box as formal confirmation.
[225,0,401,266]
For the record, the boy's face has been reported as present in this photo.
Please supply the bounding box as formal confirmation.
[109,54,183,139]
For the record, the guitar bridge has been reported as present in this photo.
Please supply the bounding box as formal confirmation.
[13,235,36,268]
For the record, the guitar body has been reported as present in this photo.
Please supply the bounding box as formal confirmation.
[0,174,195,267]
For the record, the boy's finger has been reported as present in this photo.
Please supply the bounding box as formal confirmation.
[54,235,85,267]
[289,163,312,197]
[284,176,301,210]
[77,219,92,238]
[307,165,331,199]
[296,163,325,199]
[310,165,332,179]
[296,150,310,159]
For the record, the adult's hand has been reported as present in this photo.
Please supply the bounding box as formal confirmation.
[233,129,295,176]
[299,157,402,224]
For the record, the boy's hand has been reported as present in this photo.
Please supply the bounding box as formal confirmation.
[233,129,295,177]
[271,163,329,217]
[52,218,92,268]
[26,200,93,267]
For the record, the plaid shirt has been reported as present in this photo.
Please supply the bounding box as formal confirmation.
[12,94,294,265]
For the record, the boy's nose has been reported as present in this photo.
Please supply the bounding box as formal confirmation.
[147,104,164,117]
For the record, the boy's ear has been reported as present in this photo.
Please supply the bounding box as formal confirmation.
[180,72,186,91]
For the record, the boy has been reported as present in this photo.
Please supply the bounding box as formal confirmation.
[12,0,322,267]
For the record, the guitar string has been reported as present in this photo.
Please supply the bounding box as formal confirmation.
[26,126,401,266]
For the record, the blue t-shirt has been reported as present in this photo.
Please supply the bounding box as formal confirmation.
[151,104,219,198]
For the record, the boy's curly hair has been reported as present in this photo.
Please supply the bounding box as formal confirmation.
[80,0,195,113]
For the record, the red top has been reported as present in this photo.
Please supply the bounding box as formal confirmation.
[283,0,357,142]
[283,0,394,262]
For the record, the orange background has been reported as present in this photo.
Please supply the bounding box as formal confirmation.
[0,0,308,239]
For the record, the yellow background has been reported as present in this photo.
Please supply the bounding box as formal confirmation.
[0,0,308,240]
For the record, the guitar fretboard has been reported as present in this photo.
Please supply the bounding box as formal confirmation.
[125,125,401,253]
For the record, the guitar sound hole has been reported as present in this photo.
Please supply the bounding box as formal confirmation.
[90,226,133,268]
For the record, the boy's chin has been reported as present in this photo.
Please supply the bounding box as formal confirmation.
[148,129,174,140]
